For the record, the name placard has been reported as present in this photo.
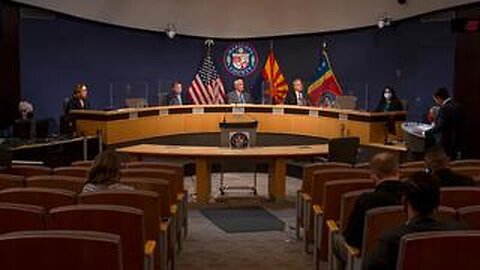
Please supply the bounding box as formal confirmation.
[128,111,138,120]
[272,107,284,115]
[158,109,169,116]
[309,110,319,117]
[192,107,205,114]
[232,107,245,115]
[339,113,349,121]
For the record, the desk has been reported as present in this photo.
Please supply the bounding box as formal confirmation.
[72,105,407,146]
[117,144,329,203]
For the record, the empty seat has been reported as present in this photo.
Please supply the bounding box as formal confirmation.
[26,175,86,193]
[53,166,90,178]
[400,161,426,169]
[451,159,480,168]
[0,187,76,210]
[78,190,170,270]
[440,187,480,208]
[0,203,45,234]
[451,166,480,178]
[2,165,51,177]
[0,230,123,270]
[0,174,25,189]
[397,231,480,270]
[71,160,94,167]
[313,179,374,264]
[48,204,155,270]
[121,177,171,219]
[458,205,480,229]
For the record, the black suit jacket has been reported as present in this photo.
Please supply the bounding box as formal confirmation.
[343,180,404,248]
[166,92,189,106]
[434,168,475,187]
[64,97,89,115]
[364,216,466,270]
[425,99,461,158]
[375,99,404,112]
[284,90,310,106]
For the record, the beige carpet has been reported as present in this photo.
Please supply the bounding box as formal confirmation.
[177,173,326,270]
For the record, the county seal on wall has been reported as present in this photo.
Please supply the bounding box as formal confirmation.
[224,43,258,77]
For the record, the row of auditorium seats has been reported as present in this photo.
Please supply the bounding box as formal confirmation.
[0,202,155,270]
[0,160,190,270]
[293,160,480,269]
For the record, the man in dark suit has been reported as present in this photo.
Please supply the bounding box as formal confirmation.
[425,146,474,187]
[364,172,466,270]
[343,153,404,248]
[227,77,252,104]
[284,78,310,106]
[425,88,462,159]
[63,83,90,133]
[166,81,188,106]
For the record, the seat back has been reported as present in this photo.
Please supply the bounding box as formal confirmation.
[0,187,76,210]
[354,162,370,169]
[362,206,406,255]
[451,159,480,168]
[0,174,25,189]
[328,137,360,165]
[400,161,426,169]
[399,168,424,179]
[397,231,480,270]
[26,175,85,193]
[48,204,144,270]
[339,189,375,229]
[451,166,480,178]
[0,230,123,270]
[301,162,351,193]
[311,169,370,205]
[436,206,457,221]
[0,203,45,234]
[121,168,179,205]
[4,165,51,177]
[121,177,171,218]
[78,190,160,241]
[440,187,480,208]
[458,205,480,229]
[71,160,94,167]
[53,166,90,178]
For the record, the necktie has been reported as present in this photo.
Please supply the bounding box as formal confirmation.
[240,93,245,104]
[178,96,182,105]
[298,93,304,106]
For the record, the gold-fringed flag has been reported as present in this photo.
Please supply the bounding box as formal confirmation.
[262,50,289,104]
[307,49,343,106]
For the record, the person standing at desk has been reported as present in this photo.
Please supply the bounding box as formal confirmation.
[63,83,90,134]
[285,78,310,106]
[227,77,252,104]
[425,87,462,159]
[375,86,404,112]
[166,81,188,106]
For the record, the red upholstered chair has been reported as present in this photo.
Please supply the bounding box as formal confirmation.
[313,179,374,266]
[400,161,426,169]
[458,205,480,229]
[0,230,123,270]
[78,190,171,270]
[0,203,45,234]
[71,160,94,167]
[48,204,155,270]
[296,162,352,239]
[26,175,86,193]
[305,168,369,252]
[53,166,90,178]
[440,187,480,208]
[0,187,76,210]
[0,174,25,189]
[3,165,51,177]
[354,162,370,169]
[397,231,480,270]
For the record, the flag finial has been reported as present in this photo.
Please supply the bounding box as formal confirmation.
[322,41,328,51]
[205,39,215,47]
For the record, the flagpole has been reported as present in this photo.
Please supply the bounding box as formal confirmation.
[205,39,219,104]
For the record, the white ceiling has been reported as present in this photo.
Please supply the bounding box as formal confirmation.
[13,0,480,38]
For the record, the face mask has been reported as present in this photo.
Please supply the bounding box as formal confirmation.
[384,92,392,100]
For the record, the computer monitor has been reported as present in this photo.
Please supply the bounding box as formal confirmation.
[13,119,50,140]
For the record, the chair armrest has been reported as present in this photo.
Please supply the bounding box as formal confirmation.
[144,240,156,255]
[346,243,360,257]
[170,205,178,216]
[313,204,324,216]
[326,219,339,233]
[177,192,185,202]
[144,240,156,270]
[302,193,312,201]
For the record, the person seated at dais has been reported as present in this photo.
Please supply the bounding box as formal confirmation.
[227,77,253,104]
[375,86,403,112]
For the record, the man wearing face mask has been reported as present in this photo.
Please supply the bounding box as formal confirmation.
[375,86,404,112]
[425,87,462,159]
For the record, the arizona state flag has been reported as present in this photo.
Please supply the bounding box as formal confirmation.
[262,50,289,104]
[307,50,343,106]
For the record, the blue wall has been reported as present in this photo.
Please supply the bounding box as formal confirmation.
[20,14,456,122]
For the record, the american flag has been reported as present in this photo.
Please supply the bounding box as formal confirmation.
[188,46,225,104]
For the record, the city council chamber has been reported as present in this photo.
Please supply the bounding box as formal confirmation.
[1,0,480,270]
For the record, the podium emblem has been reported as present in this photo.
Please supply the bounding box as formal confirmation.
[229,131,250,148]
[224,43,258,77]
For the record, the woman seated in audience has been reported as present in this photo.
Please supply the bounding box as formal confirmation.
[82,150,133,192]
